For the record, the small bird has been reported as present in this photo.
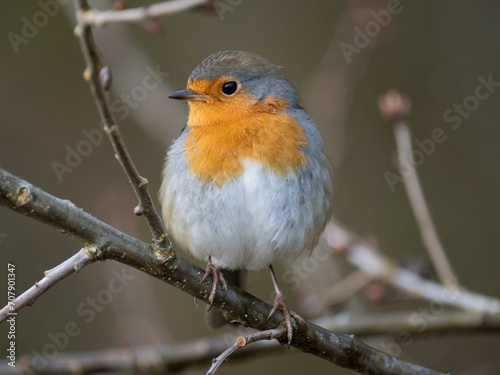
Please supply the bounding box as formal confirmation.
[160,50,333,345]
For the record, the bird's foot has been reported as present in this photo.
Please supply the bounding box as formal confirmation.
[199,256,227,311]
[267,290,304,348]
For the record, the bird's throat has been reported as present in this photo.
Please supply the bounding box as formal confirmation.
[183,99,308,186]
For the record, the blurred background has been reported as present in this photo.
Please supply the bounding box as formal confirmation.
[1,0,500,374]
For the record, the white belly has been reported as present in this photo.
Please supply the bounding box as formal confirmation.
[161,154,332,271]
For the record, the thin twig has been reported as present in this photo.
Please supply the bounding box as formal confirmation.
[0,247,96,322]
[75,0,171,253]
[206,328,286,375]
[324,221,500,314]
[0,168,447,375]
[394,123,457,285]
[81,0,208,27]
[379,90,458,287]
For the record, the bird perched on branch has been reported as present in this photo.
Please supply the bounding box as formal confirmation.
[160,50,333,346]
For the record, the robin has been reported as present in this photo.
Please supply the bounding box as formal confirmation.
[160,50,333,346]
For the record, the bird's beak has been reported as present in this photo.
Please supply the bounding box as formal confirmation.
[168,89,209,102]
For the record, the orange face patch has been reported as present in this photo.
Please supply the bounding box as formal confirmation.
[182,79,308,186]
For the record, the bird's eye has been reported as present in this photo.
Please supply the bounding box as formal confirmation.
[222,81,238,95]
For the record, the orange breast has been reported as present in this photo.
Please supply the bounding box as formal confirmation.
[183,81,308,186]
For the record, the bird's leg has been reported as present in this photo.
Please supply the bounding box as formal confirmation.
[200,256,228,311]
[267,264,304,348]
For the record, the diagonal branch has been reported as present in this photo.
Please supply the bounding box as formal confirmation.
[378,91,458,287]
[0,247,96,322]
[75,0,171,252]
[393,121,457,285]
[0,168,446,375]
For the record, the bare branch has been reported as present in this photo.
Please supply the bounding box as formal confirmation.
[379,90,458,287]
[206,328,286,375]
[325,222,500,314]
[80,0,209,27]
[0,247,95,322]
[394,122,457,285]
[75,0,171,252]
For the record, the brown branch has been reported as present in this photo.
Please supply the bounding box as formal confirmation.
[0,168,447,375]
[75,0,171,252]
[206,328,286,375]
[0,247,95,322]
[80,0,209,27]
[379,90,458,287]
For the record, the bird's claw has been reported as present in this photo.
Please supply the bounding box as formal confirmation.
[199,258,227,312]
[267,292,304,349]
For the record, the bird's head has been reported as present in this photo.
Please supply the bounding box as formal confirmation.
[168,50,299,127]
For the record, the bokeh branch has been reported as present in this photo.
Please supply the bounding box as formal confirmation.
[378,91,458,287]
[325,221,500,315]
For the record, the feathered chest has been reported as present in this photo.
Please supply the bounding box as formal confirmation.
[183,102,309,186]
